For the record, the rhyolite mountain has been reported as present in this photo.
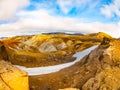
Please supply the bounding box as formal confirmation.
[1,32,120,90]
[0,32,111,67]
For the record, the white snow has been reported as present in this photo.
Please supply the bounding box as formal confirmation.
[15,45,98,76]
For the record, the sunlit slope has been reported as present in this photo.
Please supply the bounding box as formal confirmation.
[1,32,111,67]
[0,60,29,90]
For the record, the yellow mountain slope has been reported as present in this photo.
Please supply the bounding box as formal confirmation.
[0,60,29,90]
[1,32,111,67]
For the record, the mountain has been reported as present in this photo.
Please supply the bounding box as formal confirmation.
[0,32,111,67]
[29,38,120,90]
[0,32,117,90]
[42,32,84,36]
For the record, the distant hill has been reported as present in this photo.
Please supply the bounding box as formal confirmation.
[0,37,7,39]
[42,32,84,36]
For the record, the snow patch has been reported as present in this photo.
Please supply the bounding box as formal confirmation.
[15,45,98,76]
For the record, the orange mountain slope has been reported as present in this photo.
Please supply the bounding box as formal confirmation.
[0,32,111,67]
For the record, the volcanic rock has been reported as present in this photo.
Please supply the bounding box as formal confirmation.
[0,41,8,60]
[0,60,29,90]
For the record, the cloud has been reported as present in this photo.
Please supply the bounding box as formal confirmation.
[101,0,120,18]
[57,0,74,14]
[0,0,29,21]
[56,0,93,14]
[0,10,120,38]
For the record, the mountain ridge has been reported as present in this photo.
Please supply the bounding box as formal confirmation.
[0,32,111,67]
[0,32,118,90]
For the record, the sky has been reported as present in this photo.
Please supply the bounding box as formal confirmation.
[0,0,120,37]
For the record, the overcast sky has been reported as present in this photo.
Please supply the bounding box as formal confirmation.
[0,0,120,37]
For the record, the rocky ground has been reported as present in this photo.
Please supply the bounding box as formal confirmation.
[0,60,29,90]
